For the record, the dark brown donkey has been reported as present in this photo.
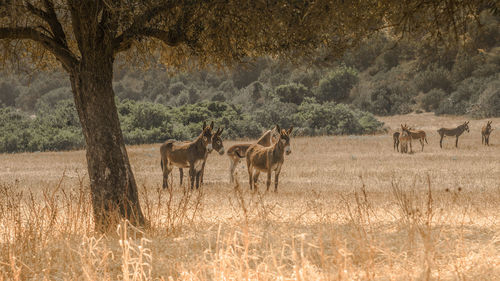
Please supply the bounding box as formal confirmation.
[160,122,213,189]
[393,131,400,152]
[481,121,493,146]
[246,125,292,192]
[437,121,469,148]
[227,127,277,183]
[178,128,225,186]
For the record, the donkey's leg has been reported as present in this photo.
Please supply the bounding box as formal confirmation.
[439,135,443,148]
[179,168,183,186]
[195,171,201,189]
[229,157,239,183]
[162,160,172,189]
[420,138,424,151]
[200,156,208,185]
[455,136,459,148]
[189,166,196,190]
[482,134,485,145]
[254,170,260,183]
[486,135,489,146]
[247,164,253,190]
[274,165,282,192]
[253,171,260,191]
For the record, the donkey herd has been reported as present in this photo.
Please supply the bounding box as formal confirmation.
[160,120,494,191]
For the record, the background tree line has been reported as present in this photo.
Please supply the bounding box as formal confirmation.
[1,10,499,153]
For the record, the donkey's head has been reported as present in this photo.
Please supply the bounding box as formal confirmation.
[211,127,225,155]
[276,125,293,155]
[202,121,214,152]
[486,121,492,132]
[401,124,410,133]
[463,121,470,133]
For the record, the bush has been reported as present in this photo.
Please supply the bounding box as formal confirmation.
[316,66,358,103]
[435,93,469,115]
[413,66,453,93]
[169,82,186,96]
[252,99,297,129]
[369,84,414,116]
[421,89,446,112]
[294,98,383,135]
[471,80,500,118]
[0,82,18,107]
[275,83,311,105]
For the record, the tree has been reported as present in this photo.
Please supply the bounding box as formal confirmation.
[0,0,491,232]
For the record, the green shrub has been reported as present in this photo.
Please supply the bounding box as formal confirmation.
[422,89,446,112]
[471,80,500,118]
[413,66,453,93]
[316,66,358,103]
[275,83,311,105]
[294,98,383,135]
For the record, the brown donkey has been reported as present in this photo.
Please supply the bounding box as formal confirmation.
[178,127,225,186]
[160,122,213,189]
[393,131,400,152]
[481,121,493,146]
[408,127,428,151]
[437,121,469,148]
[246,125,292,192]
[227,126,277,183]
[399,124,412,154]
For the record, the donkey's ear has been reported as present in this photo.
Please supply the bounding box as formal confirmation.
[287,126,293,135]
[219,127,224,135]
[202,121,207,129]
[276,124,281,133]
[210,121,214,130]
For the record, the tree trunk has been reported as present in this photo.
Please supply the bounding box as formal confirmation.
[69,54,145,233]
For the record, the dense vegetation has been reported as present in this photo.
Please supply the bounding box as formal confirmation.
[0,12,499,153]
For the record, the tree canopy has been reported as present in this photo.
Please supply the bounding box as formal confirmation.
[0,1,496,71]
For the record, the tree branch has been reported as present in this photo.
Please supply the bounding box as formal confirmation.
[25,0,69,47]
[112,1,177,54]
[0,27,78,70]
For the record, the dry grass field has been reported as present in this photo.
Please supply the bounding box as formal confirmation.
[0,113,499,280]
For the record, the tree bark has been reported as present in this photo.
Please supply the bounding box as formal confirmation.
[69,53,145,233]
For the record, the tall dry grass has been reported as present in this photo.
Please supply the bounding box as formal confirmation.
[0,113,499,280]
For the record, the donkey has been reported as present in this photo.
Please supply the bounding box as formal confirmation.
[399,124,412,154]
[393,131,400,152]
[160,121,213,190]
[179,128,225,186]
[437,121,469,148]
[227,126,278,183]
[246,125,292,192]
[407,127,428,151]
[481,121,493,146]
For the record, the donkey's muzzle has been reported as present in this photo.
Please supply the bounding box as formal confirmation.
[285,145,291,155]
[218,147,225,155]
[207,143,213,152]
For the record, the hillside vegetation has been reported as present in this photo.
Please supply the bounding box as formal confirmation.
[0,11,499,153]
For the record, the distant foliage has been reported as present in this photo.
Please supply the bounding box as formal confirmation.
[316,66,359,103]
[275,83,312,105]
[422,89,446,112]
[1,18,499,152]
[413,66,453,94]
